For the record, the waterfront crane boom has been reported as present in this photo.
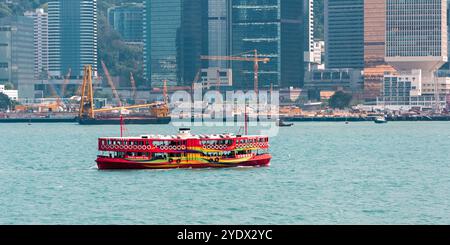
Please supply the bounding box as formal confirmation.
[201,49,270,94]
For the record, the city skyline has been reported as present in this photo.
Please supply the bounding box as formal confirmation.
[0,0,449,111]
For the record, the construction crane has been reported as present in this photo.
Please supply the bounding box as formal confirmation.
[130,72,137,101]
[79,65,169,119]
[56,68,71,108]
[201,49,270,94]
[163,79,168,105]
[101,60,122,107]
[79,65,95,118]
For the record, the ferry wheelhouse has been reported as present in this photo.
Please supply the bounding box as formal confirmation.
[96,129,271,169]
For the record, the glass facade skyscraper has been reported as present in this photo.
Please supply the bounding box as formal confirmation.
[143,0,208,87]
[208,0,231,69]
[324,0,364,69]
[108,3,144,43]
[231,0,313,90]
[143,0,181,86]
[48,0,98,78]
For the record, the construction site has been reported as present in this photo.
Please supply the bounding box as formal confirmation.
[1,48,450,124]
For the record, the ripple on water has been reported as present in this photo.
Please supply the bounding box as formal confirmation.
[0,122,449,224]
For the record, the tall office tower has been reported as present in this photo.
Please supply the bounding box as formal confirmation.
[0,16,35,99]
[179,0,209,86]
[231,0,313,90]
[208,0,231,69]
[385,0,448,95]
[363,0,395,101]
[48,0,98,78]
[324,0,364,69]
[439,0,450,71]
[108,3,144,43]
[143,0,208,87]
[25,9,49,80]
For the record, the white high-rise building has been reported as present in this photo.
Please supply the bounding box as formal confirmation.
[25,8,48,79]
[385,0,448,95]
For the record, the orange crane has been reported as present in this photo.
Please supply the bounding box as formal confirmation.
[101,60,122,107]
[201,49,270,94]
[130,72,137,101]
[79,65,169,119]
[79,65,95,118]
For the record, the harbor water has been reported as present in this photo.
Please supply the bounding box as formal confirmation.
[0,122,449,224]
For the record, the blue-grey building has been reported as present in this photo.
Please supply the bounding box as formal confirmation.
[108,3,143,44]
[143,0,208,87]
[207,0,231,69]
[0,16,35,99]
[48,0,98,78]
[231,0,314,90]
[324,0,364,69]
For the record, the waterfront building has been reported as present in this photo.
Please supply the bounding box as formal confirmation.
[48,0,98,78]
[304,69,363,98]
[231,0,314,90]
[0,16,34,99]
[385,0,448,96]
[107,3,143,44]
[0,84,18,101]
[363,0,396,101]
[25,9,49,80]
[324,0,364,69]
[380,70,449,110]
[143,0,208,87]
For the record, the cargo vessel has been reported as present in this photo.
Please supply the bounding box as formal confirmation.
[96,128,271,169]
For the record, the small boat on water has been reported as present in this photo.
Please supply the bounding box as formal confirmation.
[374,116,388,124]
[276,119,294,127]
[96,128,271,170]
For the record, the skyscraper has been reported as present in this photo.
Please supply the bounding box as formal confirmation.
[48,0,98,78]
[385,0,448,94]
[25,8,49,80]
[363,0,395,100]
[324,0,364,69]
[0,16,35,99]
[207,0,231,69]
[231,0,313,90]
[108,3,144,43]
[143,0,208,87]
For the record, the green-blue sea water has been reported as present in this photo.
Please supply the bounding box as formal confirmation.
[0,122,449,224]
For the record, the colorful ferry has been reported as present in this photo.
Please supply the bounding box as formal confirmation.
[96,128,271,169]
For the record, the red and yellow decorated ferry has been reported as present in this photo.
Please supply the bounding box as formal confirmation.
[96,128,271,169]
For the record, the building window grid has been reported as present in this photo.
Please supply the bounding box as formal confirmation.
[386,0,442,57]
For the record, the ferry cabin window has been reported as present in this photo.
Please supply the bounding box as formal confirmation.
[152,153,167,160]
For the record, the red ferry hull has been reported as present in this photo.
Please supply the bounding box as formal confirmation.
[96,154,271,170]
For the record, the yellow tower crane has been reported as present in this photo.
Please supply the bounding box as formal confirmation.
[200,49,270,94]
